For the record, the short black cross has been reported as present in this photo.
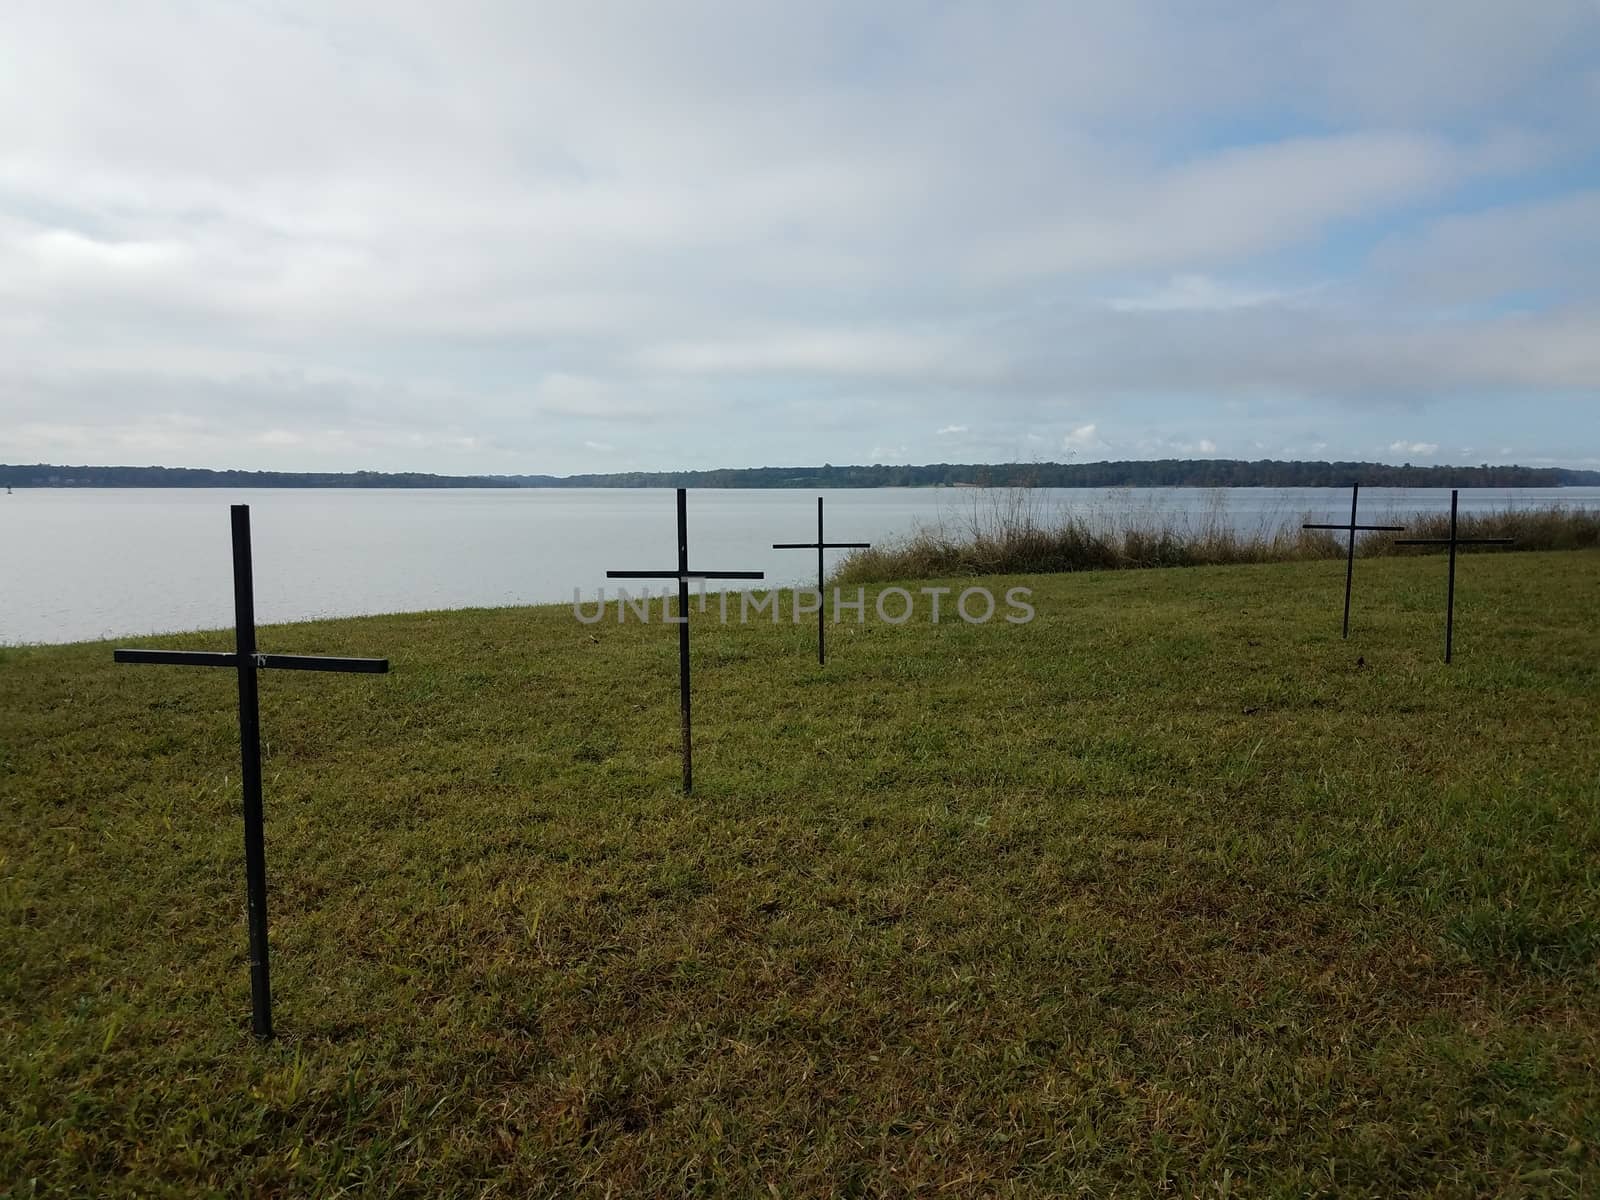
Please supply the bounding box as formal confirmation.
[114,505,388,1039]
[1301,482,1406,638]
[1392,489,1514,664]
[772,496,871,664]
[606,488,763,793]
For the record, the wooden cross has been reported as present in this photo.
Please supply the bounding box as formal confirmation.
[115,505,388,1039]
[772,496,871,664]
[1301,482,1406,638]
[606,488,763,793]
[1392,489,1513,663]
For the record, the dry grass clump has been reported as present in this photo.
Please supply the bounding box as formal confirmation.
[1374,505,1600,556]
[833,490,1598,584]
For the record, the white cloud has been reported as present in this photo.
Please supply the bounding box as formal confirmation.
[634,330,999,383]
[1389,441,1440,455]
[1140,434,1220,456]
[936,424,968,435]
[1063,423,1107,452]
[1107,274,1306,313]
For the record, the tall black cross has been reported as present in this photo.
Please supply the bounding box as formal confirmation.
[1301,483,1406,638]
[115,505,388,1039]
[772,496,871,664]
[606,488,763,793]
[1392,489,1513,664]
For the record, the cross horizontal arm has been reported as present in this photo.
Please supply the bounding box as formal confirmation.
[771,541,873,549]
[1393,538,1515,546]
[115,648,388,673]
[115,648,236,668]
[1301,523,1406,532]
[261,654,389,673]
[604,569,768,579]
[607,569,765,580]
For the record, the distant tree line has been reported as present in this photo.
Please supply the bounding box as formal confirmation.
[512,458,1599,488]
[0,464,517,488]
[5,459,1596,490]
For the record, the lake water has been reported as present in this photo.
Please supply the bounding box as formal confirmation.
[4,486,1597,644]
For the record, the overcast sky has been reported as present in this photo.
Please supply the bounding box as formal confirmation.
[3,2,1598,475]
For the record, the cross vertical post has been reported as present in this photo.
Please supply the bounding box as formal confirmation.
[606,488,764,792]
[1392,489,1515,663]
[115,504,389,1038]
[817,498,824,665]
[676,488,692,793]
[230,506,272,1039]
[1301,482,1405,638]
[1446,492,1459,662]
[771,496,871,664]
[1342,483,1359,638]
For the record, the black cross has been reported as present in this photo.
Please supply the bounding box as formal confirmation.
[1392,489,1513,664]
[772,496,871,664]
[606,488,763,793]
[114,505,388,1039]
[1301,482,1406,638]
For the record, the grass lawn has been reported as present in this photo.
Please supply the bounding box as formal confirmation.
[3,551,1598,1196]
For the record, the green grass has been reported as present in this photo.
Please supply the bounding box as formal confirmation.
[3,551,1598,1196]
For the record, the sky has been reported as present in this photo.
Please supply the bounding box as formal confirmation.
[2,1,1599,475]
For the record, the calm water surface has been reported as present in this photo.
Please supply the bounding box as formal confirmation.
[4,486,1597,644]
